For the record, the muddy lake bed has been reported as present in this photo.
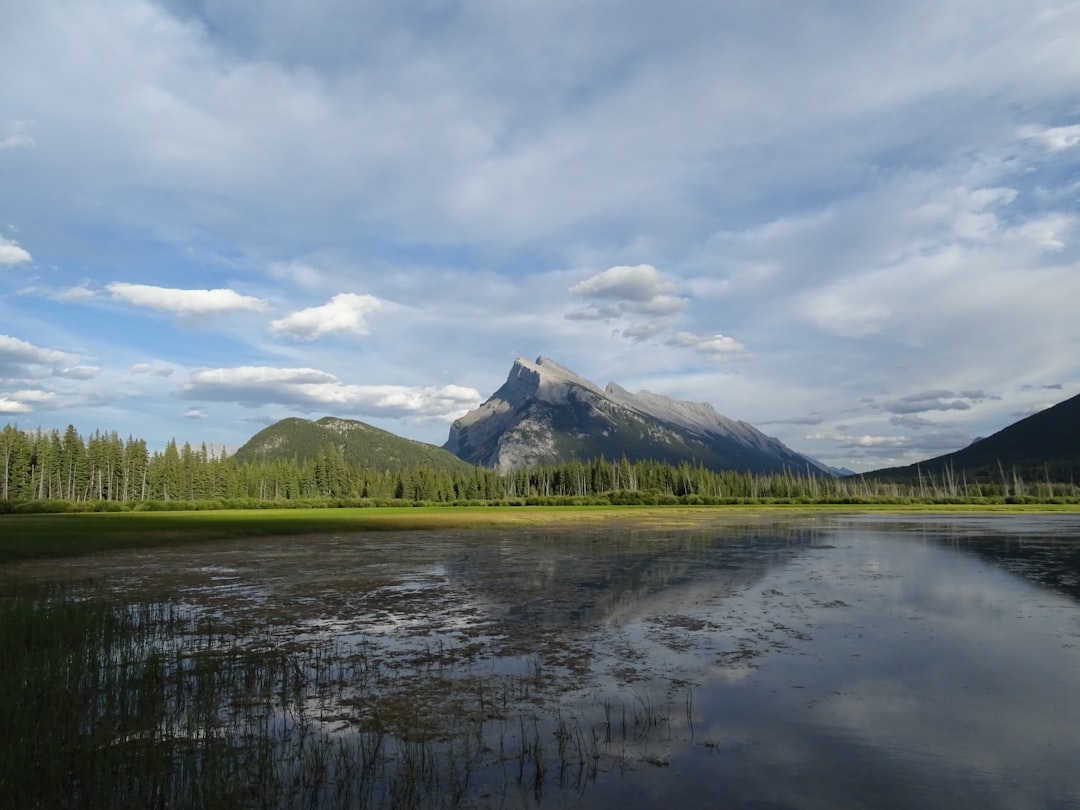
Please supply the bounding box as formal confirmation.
[5,512,1080,808]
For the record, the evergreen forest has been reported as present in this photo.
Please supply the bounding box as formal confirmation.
[2,423,1079,512]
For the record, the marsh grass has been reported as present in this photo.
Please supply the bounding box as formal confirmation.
[5,502,1076,563]
[0,578,687,808]
[0,506,640,561]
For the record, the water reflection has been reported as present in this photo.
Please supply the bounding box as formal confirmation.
[6,513,1080,808]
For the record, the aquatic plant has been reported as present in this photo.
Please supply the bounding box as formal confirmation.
[0,578,691,808]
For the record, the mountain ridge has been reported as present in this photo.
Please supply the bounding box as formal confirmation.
[444,356,832,474]
[865,390,1080,482]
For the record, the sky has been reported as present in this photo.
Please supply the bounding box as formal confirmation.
[2,0,1079,472]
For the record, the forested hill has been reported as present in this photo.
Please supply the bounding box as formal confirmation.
[3,421,1079,507]
[866,390,1080,483]
[234,416,475,474]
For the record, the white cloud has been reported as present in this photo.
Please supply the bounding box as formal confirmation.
[886,391,971,414]
[565,304,620,322]
[0,334,79,369]
[621,321,672,341]
[0,389,58,413]
[55,286,97,302]
[184,408,207,419]
[268,260,324,289]
[270,293,382,340]
[56,365,100,380]
[639,295,688,315]
[131,361,175,377]
[1023,123,1080,152]
[568,265,690,341]
[107,283,267,315]
[181,366,483,421]
[571,264,678,301]
[186,366,337,389]
[0,236,31,265]
[667,331,746,357]
[1012,402,1053,417]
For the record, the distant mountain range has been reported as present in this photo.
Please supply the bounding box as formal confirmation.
[231,360,1078,483]
[866,391,1080,482]
[443,356,833,475]
[234,416,475,473]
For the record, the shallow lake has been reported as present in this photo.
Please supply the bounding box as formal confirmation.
[13,512,1080,808]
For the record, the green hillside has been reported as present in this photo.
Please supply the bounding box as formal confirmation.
[234,416,477,474]
[867,391,1080,482]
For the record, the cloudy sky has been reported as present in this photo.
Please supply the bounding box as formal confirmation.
[2,0,1079,471]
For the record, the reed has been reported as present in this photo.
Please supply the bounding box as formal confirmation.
[1,578,693,808]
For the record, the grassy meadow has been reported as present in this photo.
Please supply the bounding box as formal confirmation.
[3,502,1080,562]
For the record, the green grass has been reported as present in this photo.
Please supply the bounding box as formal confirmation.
[0,505,698,561]
[3,502,1079,562]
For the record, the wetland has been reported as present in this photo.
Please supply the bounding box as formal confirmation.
[3,511,1080,808]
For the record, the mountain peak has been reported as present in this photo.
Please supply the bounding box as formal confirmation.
[513,356,603,396]
[446,356,828,474]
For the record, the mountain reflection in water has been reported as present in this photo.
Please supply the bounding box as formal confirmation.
[7,513,1080,809]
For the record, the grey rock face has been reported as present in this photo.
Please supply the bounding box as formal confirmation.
[445,356,829,474]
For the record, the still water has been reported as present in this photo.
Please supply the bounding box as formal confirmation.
[22,512,1080,808]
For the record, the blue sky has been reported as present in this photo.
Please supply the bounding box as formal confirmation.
[2,0,1079,471]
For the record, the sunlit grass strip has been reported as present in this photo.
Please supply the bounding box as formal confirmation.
[2,502,1079,562]
[0,506,655,561]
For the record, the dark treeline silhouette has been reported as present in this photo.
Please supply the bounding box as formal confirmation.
[3,423,1079,512]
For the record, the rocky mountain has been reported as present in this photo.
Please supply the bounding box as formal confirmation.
[235,416,476,473]
[444,356,831,474]
[866,390,1080,482]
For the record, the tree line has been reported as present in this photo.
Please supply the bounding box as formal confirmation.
[2,423,1078,511]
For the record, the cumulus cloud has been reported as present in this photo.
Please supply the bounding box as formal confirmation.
[0,334,80,372]
[569,265,689,319]
[270,293,382,340]
[0,389,58,413]
[0,236,31,265]
[107,283,267,315]
[621,321,671,341]
[184,408,207,419]
[0,398,31,413]
[131,361,175,377]
[666,331,746,357]
[56,365,100,380]
[639,295,688,315]
[180,366,483,420]
[571,264,678,301]
[567,264,695,349]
